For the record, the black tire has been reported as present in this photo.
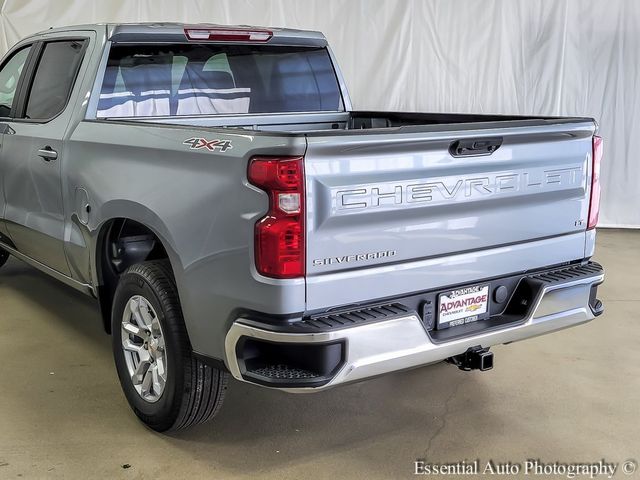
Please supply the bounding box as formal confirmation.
[111,260,228,432]
[0,248,8,268]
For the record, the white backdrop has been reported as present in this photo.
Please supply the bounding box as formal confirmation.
[1,0,638,227]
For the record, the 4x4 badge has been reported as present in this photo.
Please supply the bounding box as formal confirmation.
[183,137,233,152]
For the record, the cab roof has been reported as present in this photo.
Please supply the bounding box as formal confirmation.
[31,22,327,47]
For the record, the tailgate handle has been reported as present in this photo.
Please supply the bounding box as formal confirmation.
[449,137,502,157]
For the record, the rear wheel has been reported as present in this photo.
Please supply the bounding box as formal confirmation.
[111,260,228,432]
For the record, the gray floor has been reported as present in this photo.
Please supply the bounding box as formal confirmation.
[0,229,637,479]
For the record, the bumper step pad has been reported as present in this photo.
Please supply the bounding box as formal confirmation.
[295,261,604,334]
[248,364,320,380]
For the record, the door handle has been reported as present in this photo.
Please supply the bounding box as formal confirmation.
[38,146,58,161]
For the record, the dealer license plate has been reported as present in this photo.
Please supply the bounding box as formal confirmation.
[437,284,490,329]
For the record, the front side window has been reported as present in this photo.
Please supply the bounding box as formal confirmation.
[97,44,344,118]
[25,40,86,120]
[0,46,31,118]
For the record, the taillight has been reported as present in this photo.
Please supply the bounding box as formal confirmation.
[184,27,272,42]
[248,156,305,278]
[587,135,603,230]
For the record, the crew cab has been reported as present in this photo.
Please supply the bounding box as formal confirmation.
[0,23,604,431]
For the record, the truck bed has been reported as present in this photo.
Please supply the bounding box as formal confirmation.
[94,111,597,313]
[123,110,594,134]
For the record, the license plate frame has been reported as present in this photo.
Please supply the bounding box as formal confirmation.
[437,284,490,329]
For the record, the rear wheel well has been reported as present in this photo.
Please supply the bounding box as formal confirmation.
[96,218,170,333]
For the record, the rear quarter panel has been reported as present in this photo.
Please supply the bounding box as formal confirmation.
[65,121,306,359]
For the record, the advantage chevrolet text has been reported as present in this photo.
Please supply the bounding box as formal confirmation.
[0,24,605,431]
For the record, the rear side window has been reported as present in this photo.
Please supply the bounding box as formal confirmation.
[25,40,86,120]
[97,44,344,118]
[0,46,31,117]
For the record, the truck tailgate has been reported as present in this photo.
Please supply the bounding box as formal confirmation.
[303,120,596,311]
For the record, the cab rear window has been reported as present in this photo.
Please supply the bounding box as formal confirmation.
[97,44,344,118]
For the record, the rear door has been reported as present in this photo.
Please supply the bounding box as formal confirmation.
[2,35,89,274]
[303,121,596,310]
[0,44,33,242]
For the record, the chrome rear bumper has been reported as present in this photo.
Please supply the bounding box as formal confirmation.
[225,264,604,392]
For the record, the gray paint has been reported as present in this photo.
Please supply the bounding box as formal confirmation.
[303,121,595,310]
[0,23,600,364]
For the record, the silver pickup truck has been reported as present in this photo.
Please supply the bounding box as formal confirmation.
[0,23,605,431]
